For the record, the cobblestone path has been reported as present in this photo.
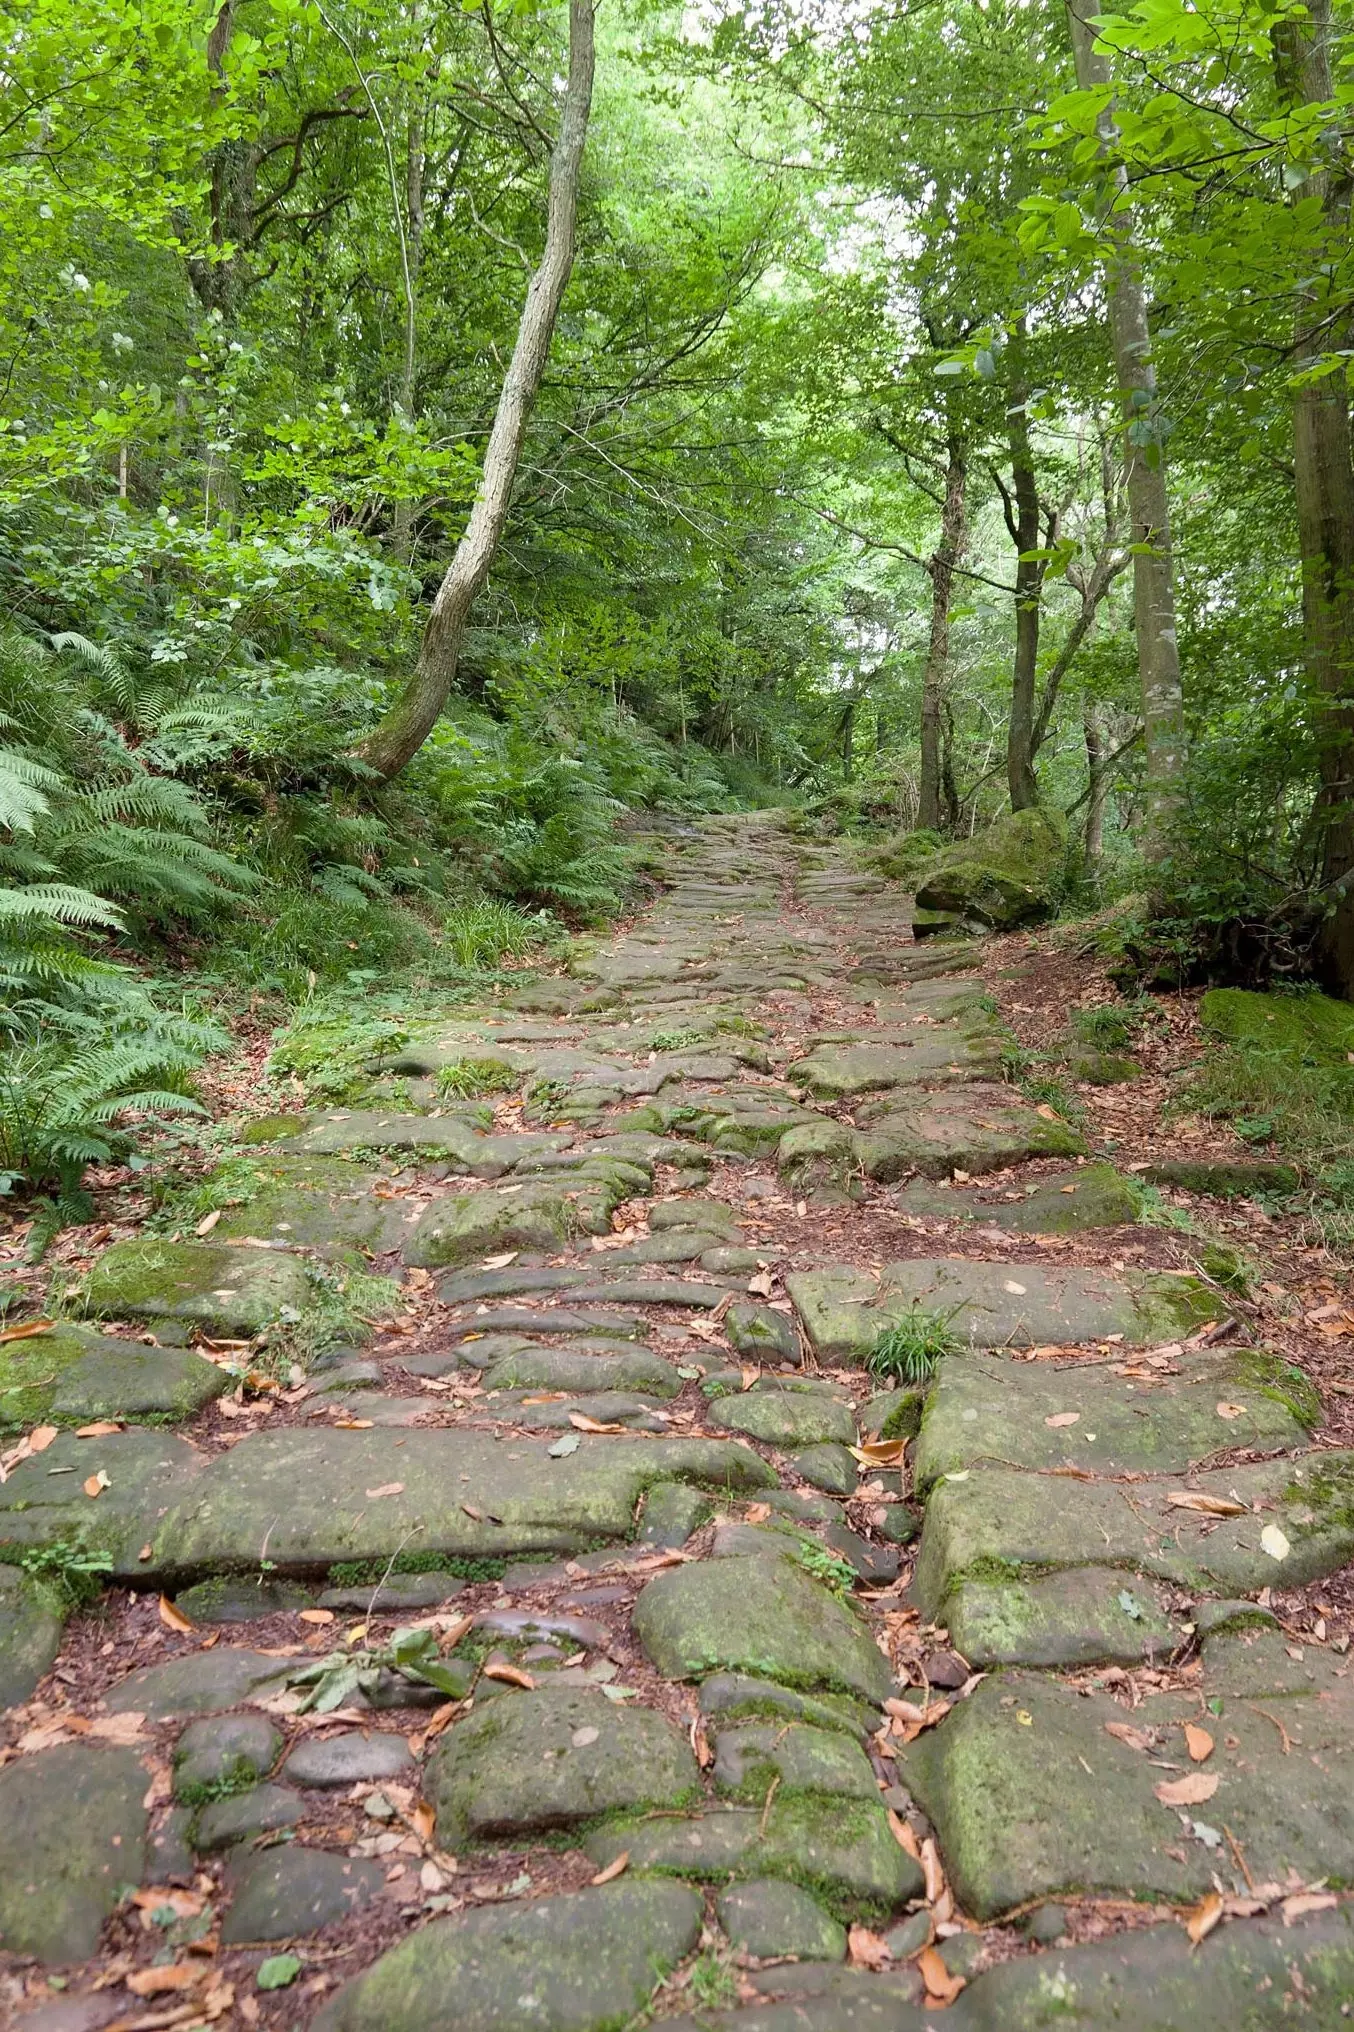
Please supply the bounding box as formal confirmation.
[3,812,1353,2030]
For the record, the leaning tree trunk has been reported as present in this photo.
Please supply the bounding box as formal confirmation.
[1004,328,1045,811]
[1275,0,1354,996]
[359,0,596,779]
[918,415,967,832]
[1065,0,1186,855]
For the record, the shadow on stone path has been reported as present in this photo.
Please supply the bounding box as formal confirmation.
[2,812,1353,2029]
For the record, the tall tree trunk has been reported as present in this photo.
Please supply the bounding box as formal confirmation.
[1274,1,1354,995]
[918,414,967,831]
[1004,327,1045,810]
[359,0,596,780]
[391,71,427,562]
[1065,0,1186,854]
[1084,706,1108,874]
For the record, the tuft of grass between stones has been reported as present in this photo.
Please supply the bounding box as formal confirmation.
[867,1306,963,1387]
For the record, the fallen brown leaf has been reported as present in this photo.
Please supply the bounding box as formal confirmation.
[1163,1491,1246,1516]
[918,1946,965,2003]
[1184,1723,1214,1763]
[1044,1411,1080,1428]
[1282,1891,1339,1924]
[298,1608,335,1625]
[0,1319,56,1344]
[848,1925,892,1970]
[76,1421,123,1438]
[1185,1891,1224,1945]
[158,1595,193,1635]
[568,1413,625,1433]
[482,1660,535,1690]
[411,1800,436,1845]
[126,1964,203,1997]
[590,1852,630,1886]
[365,1482,405,1499]
[1154,1771,1219,1807]
[83,1469,111,1499]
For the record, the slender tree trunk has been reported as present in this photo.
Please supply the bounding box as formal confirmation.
[1004,329,1045,810]
[359,0,596,779]
[842,699,855,783]
[919,415,967,831]
[1065,0,1186,853]
[1084,706,1108,874]
[391,65,427,562]
[1275,1,1354,995]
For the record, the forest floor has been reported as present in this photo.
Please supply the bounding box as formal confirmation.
[2,811,1354,2031]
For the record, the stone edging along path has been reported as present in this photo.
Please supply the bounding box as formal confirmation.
[2,810,1354,2030]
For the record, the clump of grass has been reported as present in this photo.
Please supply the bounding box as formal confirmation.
[867,1305,963,1386]
[442,898,556,971]
[1019,1073,1086,1125]
[434,1057,520,1100]
[1186,1042,1354,1164]
[648,1027,706,1053]
[789,1536,857,1597]
[267,1263,401,1371]
[268,1000,411,1103]
[687,1952,739,2012]
[1071,999,1154,1052]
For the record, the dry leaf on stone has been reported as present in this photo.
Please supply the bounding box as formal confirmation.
[590,1852,629,1886]
[482,1661,535,1690]
[1044,1412,1080,1428]
[887,1809,920,1858]
[1154,1771,1219,1807]
[1215,1403,1247,1421]
[482,1252,518,1269]
[747,1270,775,1298]
[852,1438,907,1466]
[918,1946,965,2004]
[1185,1891,1224,1945]
[1260,1524,1291,1561]
[1034,1104,1058,1122]
[0,1319,55,1344]
[1164,1492,1245,1516]
[1105,1720,1154,1753]
[83,1469,111,1499]
[158,1595,193,1634]
[411,1801,436,1845]
[366,1482,405,1500]
[87,1711,146,1745]
[126,1964,203,1997]
[848,1926,892,1970]
[568,1414,625,1433]
[298,1609,335,1626]
[1184,1724,1214,1763]
[76,1421,123,1438]
[1282,1892,1339,1924]
[195,1210,222,1237]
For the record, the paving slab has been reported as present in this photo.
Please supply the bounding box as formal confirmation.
[788,1259,1216,1362]
[84,1239,311,1333]
[912,1347,1317,1488]
[314,1880,703,2032]
[895,1163,1139,1233]
[0,1746,148,1962]
[222,1846,387,1943]
[901,1666,1354,1918]
[945,1566,1182,1668]
[912,1450,1354,1615]
[2,1324,230,1432]
[0,1561,63,1705]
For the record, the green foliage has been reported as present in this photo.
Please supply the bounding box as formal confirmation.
[788,1536,857,1597]
[434,1057,520,1100]
[268,1001,412,1104]
[1071,1000,1153,1052]
[867,1307,963,1386]
[285,1622,472,1713]
[687,1952,740,2012]
[441,898,557,972]
[21,1539,114,1612]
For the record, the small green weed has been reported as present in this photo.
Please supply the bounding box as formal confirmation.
[22,1539,113,1611]
[1071,999,1153,1051]
[1019,1073,1086,1125]
[790,1536,857,1597]
[268,1263,401,1370]
[526,1075,572,1117]
[269,1000,412,1103]
[648,1028,706,1053]
[1122,1178,1193,1231]
[687,1952,740,2011]
[434,1057,520,1100]
[868,1306,963,1386]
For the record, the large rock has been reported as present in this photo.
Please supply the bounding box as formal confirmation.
[787,1030,1001,1100]
[0,1428,202,1570]
[222,1847,387,1944]
[912,1347,1316,1489]
[429,1686,698,1844]
[84,1240,310,1334]
[912,1450,1354,1615]
[584,1797,920,1916]
[633,1550,892,1704]
[0,1563,63,1705]
[0,1746,148,1962]
[709,1391,855,1448]
[901,1666,1354,1919]
[404,1184,579,1267]
[915,808,1066,929]
[482,1343,680,1398]
[787,1259,1215,1364]
[0,1325,220,1431]
[137,1428,773,1581]
[717,1879,847,1962]
[104,1647,302,1718]
[314,1880,703,2032]
[946,1567,1181,1669]
[896,1164,1138,1234]
[711,1721,878,1801]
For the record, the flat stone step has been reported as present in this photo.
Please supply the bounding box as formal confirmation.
[787,1259,1216,1362]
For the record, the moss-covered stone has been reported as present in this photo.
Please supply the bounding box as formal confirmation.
[860,1388,924,1441]
[1143,1158,1299,1197]
[896,1163,1139,1234]
[428,1685,698,1845]
[787,1031,1001,1100]
[0,1324,229,1433]
[1201,985,1354,1061]
[709,1390,855,1447]
[850,1085,1086,1181]
[0,1426,203,1573]
[584,1796,921,1917]
[1064,1050,1141,1084]
[403,1183,577,1268]
[0,1561,62,1705]
[314,1881,704,2032]
[901,1667,1354,1920]
[726,1303,799,1364]
[912,1450,1354,1616]
[84,1238,311,1333]
[173,1713,281,1801]
[710,1720,878,1801]
[632,1549,893,1703]
[717,1879,847,1963]
[946,1567,1181,1669]
[915,808,1067,930]
[787,1258,1215,1365]
[482,1342,680,1398]
[193,1781,302,1852]
[0,1745,149,1962]
[222,1846,387,1945]
[912,1347,1314,1490]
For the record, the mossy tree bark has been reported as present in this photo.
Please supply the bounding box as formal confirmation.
[1274,0,1354,998]
[359,0,596,779]
[919,409,967,832]
[1065,0,1186,856]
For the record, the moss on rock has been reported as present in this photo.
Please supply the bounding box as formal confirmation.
[915,808,1067,930]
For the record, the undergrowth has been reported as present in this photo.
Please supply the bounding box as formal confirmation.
[867,1306,963,1385]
